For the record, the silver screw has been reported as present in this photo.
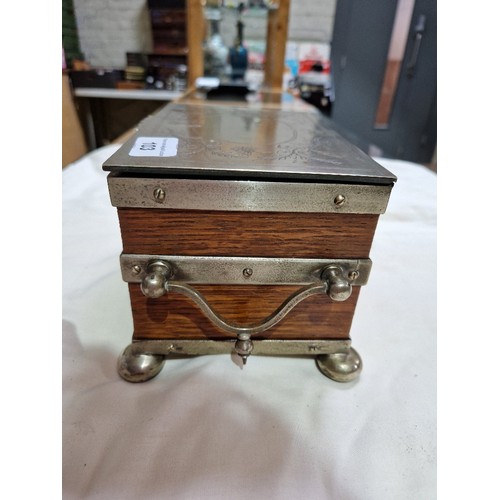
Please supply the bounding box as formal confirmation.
[131,265,142,275]
[334,194,346,207]
[348,270,359,281]
[153,188,166,203]
[243,268,253,278]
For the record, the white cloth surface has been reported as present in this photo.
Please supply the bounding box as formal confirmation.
[62,145,436,499]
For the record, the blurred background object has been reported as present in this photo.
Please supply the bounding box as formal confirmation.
[63,0,436,166]
[203,5,230,79]
[228,2,249,80]
[62,70,88,167]
[291,61,332,115]
[330,0,436,164]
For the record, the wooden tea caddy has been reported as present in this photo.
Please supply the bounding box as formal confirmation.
[103,96,396,383]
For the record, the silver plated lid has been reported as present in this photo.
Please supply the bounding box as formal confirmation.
[103,103,396,185]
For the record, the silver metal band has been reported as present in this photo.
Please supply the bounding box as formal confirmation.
[108,175,392,214]
[117,340,362,382]
[120,254,372,285]
[128,339,352,356]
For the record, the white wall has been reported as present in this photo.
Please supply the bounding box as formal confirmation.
[74,0,337,68]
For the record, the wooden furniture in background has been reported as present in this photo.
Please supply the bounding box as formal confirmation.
[185,0,291,90]
[186,0,205,87]
[62,73,88,167]
[263,0,291,90]
[73,88,182,149]
[149,1,188,55]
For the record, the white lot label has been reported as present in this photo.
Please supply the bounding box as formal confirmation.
[129,136,179,157]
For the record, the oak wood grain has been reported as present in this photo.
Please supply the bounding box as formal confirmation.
[118,209,379,258]
[129,284,360,341]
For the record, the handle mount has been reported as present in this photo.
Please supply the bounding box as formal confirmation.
[138,258,361,363]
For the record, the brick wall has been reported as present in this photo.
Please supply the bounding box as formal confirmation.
[73,0,153,68]
[289,0,336,43]
[74,0,336,68]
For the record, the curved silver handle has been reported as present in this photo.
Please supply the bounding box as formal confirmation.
[141,260,352,331]
[140,260,353,362]
[166,280,328,336]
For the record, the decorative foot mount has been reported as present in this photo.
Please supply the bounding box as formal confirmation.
[117,340,362,383]
[315,348,363,383]
[117,345,165,383]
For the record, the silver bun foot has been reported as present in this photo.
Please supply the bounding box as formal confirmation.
[117,345,165,383]
[315,347,362,382]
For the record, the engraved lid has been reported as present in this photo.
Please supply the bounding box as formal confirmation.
[103,102,396,185]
